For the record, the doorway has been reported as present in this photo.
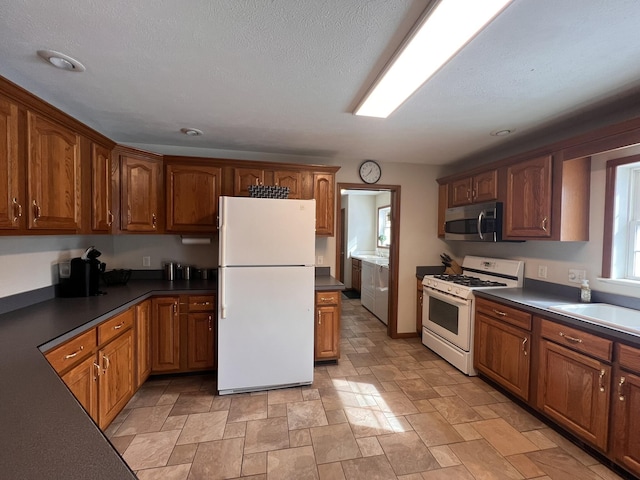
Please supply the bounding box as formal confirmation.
[335,183,401,338]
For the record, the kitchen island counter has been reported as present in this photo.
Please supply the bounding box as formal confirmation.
[0,275,341,479]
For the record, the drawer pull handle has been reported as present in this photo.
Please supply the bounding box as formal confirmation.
[93,362,101,379]
[619,376,626,401]
[113,322,125,330]
[541,216,548,232]
[193,302,211,306]
[173,303,177,315]
[64,345,84,359]
[599,369,606,393]
[208,315,213,331]
[152,213,157,229]
[107,210,114,227]
[559,332,583,343]
[320,297,334,302]
[521,337,528,356]
[317,310,322,325]
[492,309,507,317]
[102,354,110,371]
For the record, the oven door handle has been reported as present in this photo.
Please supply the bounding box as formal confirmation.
[477,209,486,240]
[423,287,469,307]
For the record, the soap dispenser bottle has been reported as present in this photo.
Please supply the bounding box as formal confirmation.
[580,279,591,303]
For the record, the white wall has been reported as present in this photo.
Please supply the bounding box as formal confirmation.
[449,144,640,300]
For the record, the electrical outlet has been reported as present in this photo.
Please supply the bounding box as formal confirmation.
[538,265,547,278]
[142,256,151,267]
[568,268,586,283]
[317,256,324,265]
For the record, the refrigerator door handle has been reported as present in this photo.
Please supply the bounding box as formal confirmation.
[220,267,227,319]
[219,198,227,265]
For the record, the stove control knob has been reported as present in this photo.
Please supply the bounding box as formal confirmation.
[447,286,452,292]
[432,281,437,288]
[455,288,461,296]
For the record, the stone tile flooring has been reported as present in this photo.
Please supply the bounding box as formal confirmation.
[106,297,625,480]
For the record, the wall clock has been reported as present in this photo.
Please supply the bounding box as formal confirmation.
[359,160,381,184]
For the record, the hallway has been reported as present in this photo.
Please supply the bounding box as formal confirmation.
[105,297,623,479]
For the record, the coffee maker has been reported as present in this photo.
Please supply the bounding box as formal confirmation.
[61,247,106,297]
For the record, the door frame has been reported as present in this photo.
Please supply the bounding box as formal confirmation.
[335,183,401,338]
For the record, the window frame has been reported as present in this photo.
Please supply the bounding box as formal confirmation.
[602,153,640,278]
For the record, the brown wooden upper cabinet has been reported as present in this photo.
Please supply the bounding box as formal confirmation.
[273,170,302,199]
[165,162,221,233]
[314,173,334,236]
[450,169,497,207]
[233,167,264,196]
[26,111,82,231]
[120,152,162,232]
[505,155,553,239]
[0,95,20,230]
[90,142,114,233]
[233,167,302,199]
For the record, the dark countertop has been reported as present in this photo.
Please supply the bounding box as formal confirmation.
[0,275,342,479]
[474,288,640,346]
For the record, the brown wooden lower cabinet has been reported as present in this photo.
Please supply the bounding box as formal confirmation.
[151,296,181,372]
[187,312,215,370]
[475,312,530,401]
[135,299,152,388]
[98,328,134,429]
[315,291,341,361]
[61,354,99,420]
[612,344,640,477]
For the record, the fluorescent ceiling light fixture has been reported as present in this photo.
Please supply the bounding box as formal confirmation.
[355,0,512,118]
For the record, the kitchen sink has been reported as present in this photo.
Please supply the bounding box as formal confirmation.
[548,303,640,334]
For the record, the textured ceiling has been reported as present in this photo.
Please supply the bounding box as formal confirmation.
[2,0,640,165]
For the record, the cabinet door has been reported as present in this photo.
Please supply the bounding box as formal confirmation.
[505,155,552,238]
[313,173,334,236]
[91,143,113,232]
[315,305,339,360]
[61,354,99,422]
[450,177,472,207]
[273,170,302,199]
[233,167,264,196]
[135,299,152,388]
[186,312,215,370]
[166,163,221,233]
[351,259,361,293]
[613,370,640,476]
[27,112,81,230]
[98,329,134,429]
[538,339,610,451]
[473,169,498,203]
[416,278,423,334]
[151,297,180,372]
[475,312,531,401]
[437,183,447,237]
[0,96,21,230]
[121,155,160,232]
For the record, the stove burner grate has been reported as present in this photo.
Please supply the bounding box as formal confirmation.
[432,274,507,287]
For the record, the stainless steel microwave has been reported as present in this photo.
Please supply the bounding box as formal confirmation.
[444,201,503,242]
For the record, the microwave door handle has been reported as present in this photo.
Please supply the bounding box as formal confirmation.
[477,210,486,240]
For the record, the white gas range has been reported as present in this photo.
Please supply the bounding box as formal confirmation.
[421,256,524,376]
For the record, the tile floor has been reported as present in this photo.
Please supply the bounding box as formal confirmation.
[105,297,626,480]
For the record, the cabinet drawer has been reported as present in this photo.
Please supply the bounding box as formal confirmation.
[98,308,135,346]
[476,297,532,330]
[316,291,340,306]
[187,295,215,312]
[540,318,612,362]
[618,343,640,373]
[45,329,97,373]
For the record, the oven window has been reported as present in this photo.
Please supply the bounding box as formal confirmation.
[428,296,459,334]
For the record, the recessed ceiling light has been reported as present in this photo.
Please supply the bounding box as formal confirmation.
[490,128,515,136]
[37,50,85,72]
[354,0,513,118]
[180,128,204,137]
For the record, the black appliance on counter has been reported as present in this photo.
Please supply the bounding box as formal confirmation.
[60,247,106,297]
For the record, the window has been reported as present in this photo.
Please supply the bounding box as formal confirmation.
[377,205,391,248]
[603,155,640,280]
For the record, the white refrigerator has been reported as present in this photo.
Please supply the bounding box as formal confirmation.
[217,196,316,395]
